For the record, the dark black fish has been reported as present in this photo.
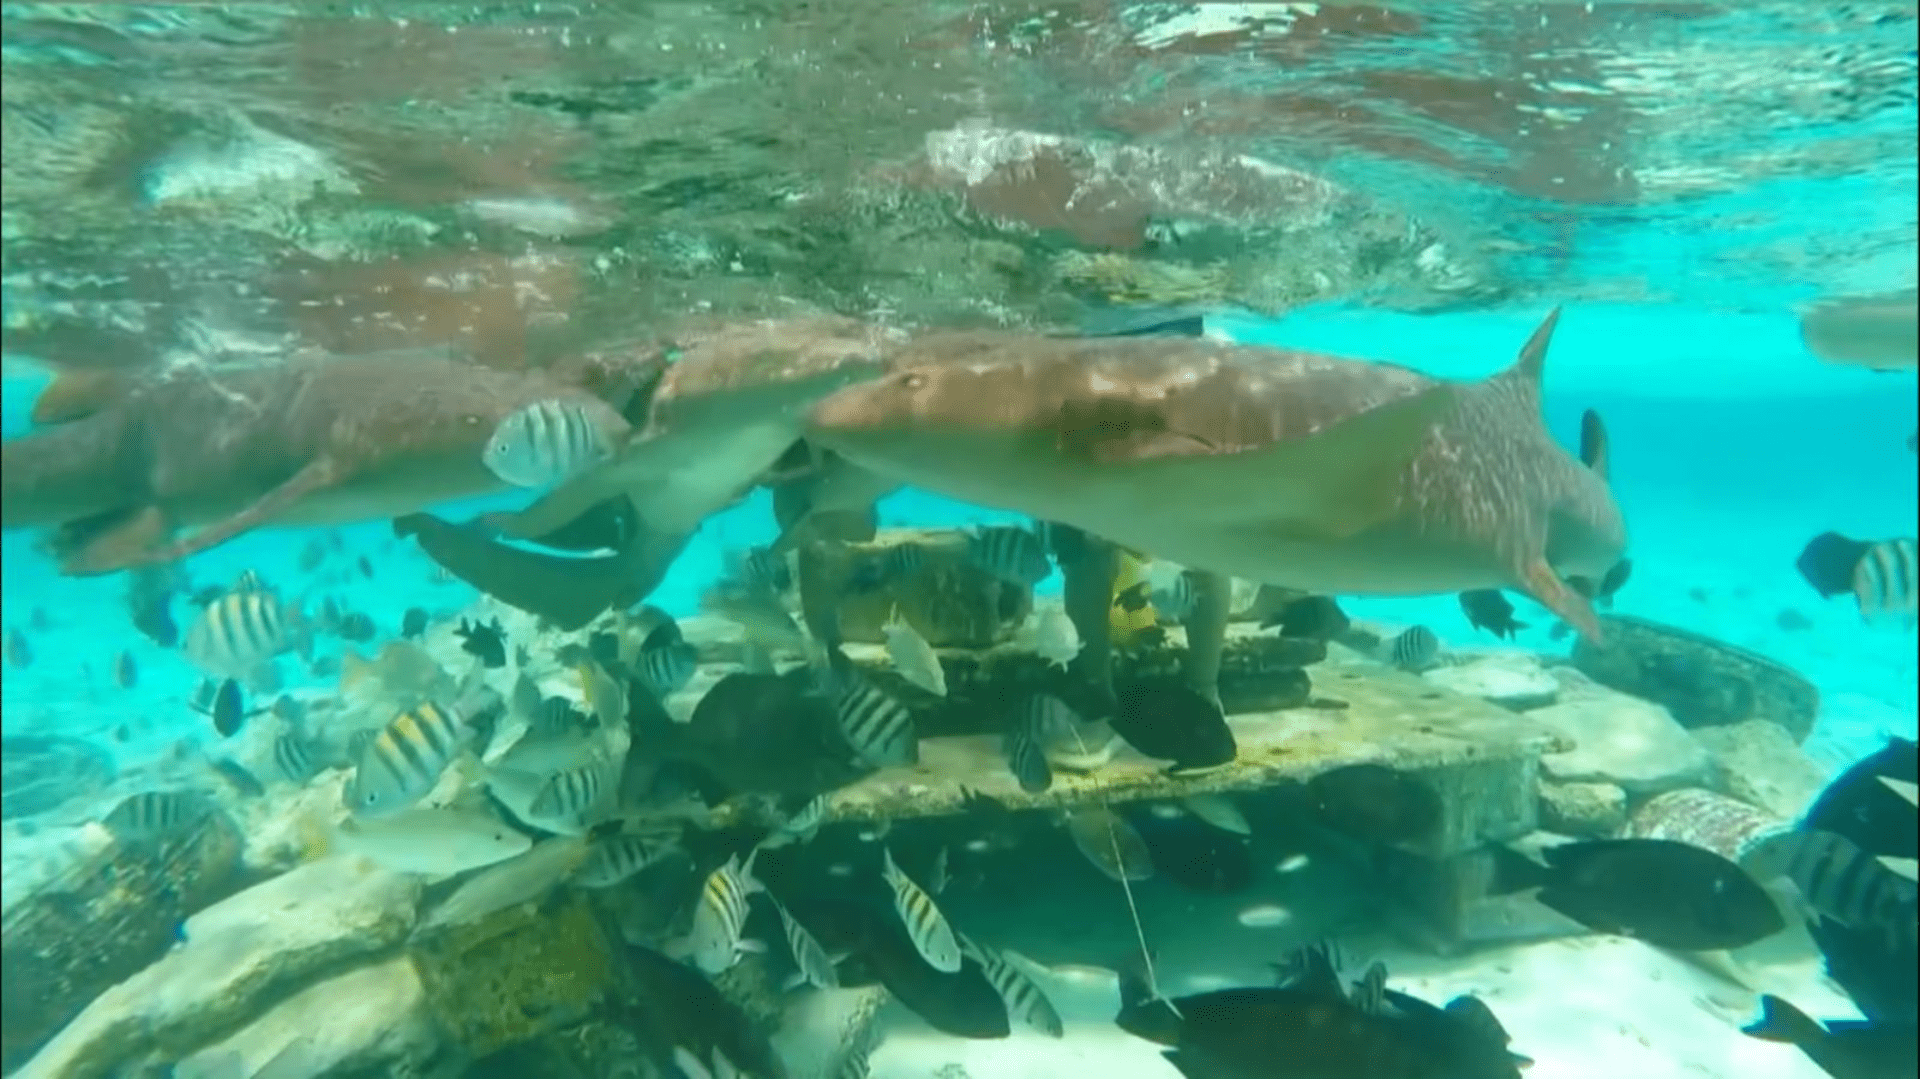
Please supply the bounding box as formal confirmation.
[113,651,138,689]
[1133,811,1254,894]
[297,537,327,572]
[588,630,626,676]
[1568,558,1633,607]
[1795,532,1914,619]
[210,758,266,799]
[211,679,247,737]
[29,606,51,631]
[455,617,509,669]
[127,569,181,648]
[1809,914,1918,1024]
[1458,590,1528,640]
[1744,994,1918,1079]
[620,944,786,1077]
[357,555,375,579]
[5,628,32,669]
[400,608,429,640]
[1117,945,1524,1079]
[1305,764,1441,848]
[674,672,869,799]
[1502,838,1784,951]
[1111,678,1236,774]
[334,612,376,643]
[1259,595,1350,641]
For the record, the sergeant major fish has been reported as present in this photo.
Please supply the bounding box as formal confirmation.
[483,398,616,489]
[882,606,947,697]
[684,851,764,974]
[344,701,472,818]
[882,847,962,973]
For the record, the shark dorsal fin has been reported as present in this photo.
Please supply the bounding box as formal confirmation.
[1503,307,1564,392]
[1579,409,1610,481]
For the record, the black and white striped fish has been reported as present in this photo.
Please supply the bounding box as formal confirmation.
[1388,625,1440,671]
[881,847,961,973]
[272,732,318,784]
[967,525,1052,586]
[958,934,1064,1037]
[833,671,919,768]
[773,897,841,990]
[102,790,206,841]
[344,700,470,818]
[1796,532,1919,626]
[481,398,613,489]
[730,546,793,593]
[1748,828,1917,948]
[883,541,926,580]
[638,641,698,697]
[530,757,611,823]
[1002,717,1053,793]
[685,851,763,974]
[575,831,677,889]
[761,794,830,849]
[184,589,304,682]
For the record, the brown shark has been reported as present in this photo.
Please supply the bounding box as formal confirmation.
[804,309,1626,639]
[1,352,628,574]
[493,316,900,543]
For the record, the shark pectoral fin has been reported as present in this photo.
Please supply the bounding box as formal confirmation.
[1521,558,1602,643]
[54,506,173,576]
[32,369,131,426]
[144,457,346,566]
[495,451,646,542]
[1148,383,1456,531]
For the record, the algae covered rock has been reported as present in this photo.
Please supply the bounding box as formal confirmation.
[1,814,247,1074]
[172,957,436,1079]
[1537,779,1628,837]
[1621,787,1789,864]
[14,855,422,1078]
[1424,653,1560,711]
[1530,675,1711,795]
[1572,614,1818,743]
[1691,719,1829,821]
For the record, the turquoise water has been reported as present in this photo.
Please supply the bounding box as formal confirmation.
[2,4,1916,1078]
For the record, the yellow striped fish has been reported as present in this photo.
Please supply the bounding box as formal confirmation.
[685,851,763,974]
[344,701,469,818]
[882,847,961,973]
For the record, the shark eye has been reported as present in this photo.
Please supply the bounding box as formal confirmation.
[463,414,482,427]
[903,374,925,389]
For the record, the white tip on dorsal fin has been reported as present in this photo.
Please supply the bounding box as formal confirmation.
[1504,306,1564,389]
[1879,855,1918,882]
[1880,775,1918,807]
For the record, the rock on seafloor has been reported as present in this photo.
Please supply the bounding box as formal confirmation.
[1622,787,1789,864]
[1571,614,1819,743]
[14,856,423,1078]
[172,957,434,1079]
[1537,779,1629,837]
[1690,719,1830,821]
[1530,671,1712,795]
[1422,652,1560,711]
[1,815,248,1074]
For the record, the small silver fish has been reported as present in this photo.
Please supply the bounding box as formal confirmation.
[882,607,947,697]
[344,701,471,818]
[1853,537,1919,626]
[482,398,613,489]
[729,546,793,593]
[881,847,961,973]
[773,897,840,990]
[701,581,808,651]
[417,834,590,933]
[102,791,206,841]
[272,732,318,784]
[1032,608,1082,670]
[336,805,534,876]
[113,650,138,689]
[1388,625,1439,671]
[686,851,763,974]
[929,845,950,895]
[1003,720,1053,793]
[4,627,31,669]
[833,671,918,767]
[1181,793,1251,836]
[959,934,1064,1037]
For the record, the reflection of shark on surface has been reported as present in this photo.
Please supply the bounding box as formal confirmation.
[805,308,1628,641]
[0,352,628,575]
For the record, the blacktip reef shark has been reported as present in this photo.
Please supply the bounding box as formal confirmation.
[804,308,1627,641]
[0,351,629,574]
[488,316,902,545]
